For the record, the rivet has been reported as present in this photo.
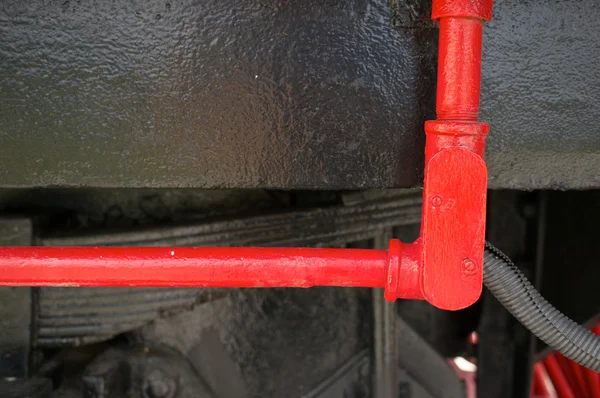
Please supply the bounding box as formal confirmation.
[431,196,443,207]
[462,258,477,275]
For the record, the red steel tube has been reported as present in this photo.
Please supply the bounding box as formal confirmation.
[419,0,492,310]
[0,246,389,288]
[436,17,484,121]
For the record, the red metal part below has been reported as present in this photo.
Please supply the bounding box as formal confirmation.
[0,0,493,310]
[531,325,600,398]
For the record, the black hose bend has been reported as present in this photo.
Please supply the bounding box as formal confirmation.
[483,242,600,372]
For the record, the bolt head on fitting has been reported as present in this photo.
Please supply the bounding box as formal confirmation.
[461,258,477,275]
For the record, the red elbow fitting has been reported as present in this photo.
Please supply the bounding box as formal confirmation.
[418,0,493,310]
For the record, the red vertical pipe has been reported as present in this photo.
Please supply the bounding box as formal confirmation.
[436,18,484,121]
[420,0,492,310]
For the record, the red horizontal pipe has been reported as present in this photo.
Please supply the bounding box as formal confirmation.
[0,246,389,288]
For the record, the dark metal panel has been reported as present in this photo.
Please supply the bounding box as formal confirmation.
[482,0,600,189]
[0,0,434,189]
[35,288,216,347]
[1,0,598,189]
[0,218,32,378]
[539,191,600,328]
[133,287,371,398]
[0,378,52,398]
[478,191,544,398]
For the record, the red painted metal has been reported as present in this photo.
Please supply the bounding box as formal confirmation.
[531,363,557,398]
[420,0,492,310]
[544,355,576,398]
[583,326,600,396]
[0,243,423,299]
[384,240,422,301]
[0,0,493,310]
[531,323,600,398]
[431,0,493,21]
[583,368,600,398]
[0,245,365,286]
[435,18,484,121]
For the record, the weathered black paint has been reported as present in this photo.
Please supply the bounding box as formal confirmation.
[1,0,598,189]
[0,218,32,378]
[482,0,600,189]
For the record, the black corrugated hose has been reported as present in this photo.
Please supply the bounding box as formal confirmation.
[483,242,600,372]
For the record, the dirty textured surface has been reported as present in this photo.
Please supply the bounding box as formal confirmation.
[35,288,221,347]
[0,189,281,231]
[481,0,600,189]
[0,218,32,378]
[540,191,600,328]
[1,0,598,189]
[0,378,52,398]
[53,345,215,397]
[0,0,434,189]
[134,288,371,398]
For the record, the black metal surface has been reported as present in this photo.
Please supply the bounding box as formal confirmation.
[133,287,371,398]
[477,191,541,398]
[36,288,219,347]
[0,378,52,398]
[0,189,283,231]
[481,0,600,190]
[40,191,422,247]
[372,232,398,398]
[0,218,33,378]
[0,0,434,190]
[539,190,600,331]
[78,346,214,398]
[301,350,370,398]
[394,316,464,398]
[1,0,599,189]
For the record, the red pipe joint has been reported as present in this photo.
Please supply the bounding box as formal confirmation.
[418,0,493,310]
[384,240,422,301]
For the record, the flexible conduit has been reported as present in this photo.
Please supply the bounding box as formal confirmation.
[484,242,600,372]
